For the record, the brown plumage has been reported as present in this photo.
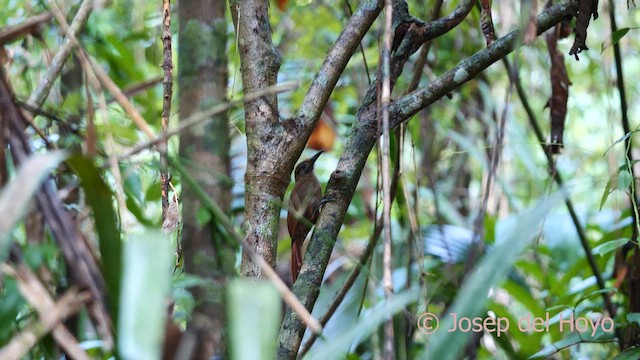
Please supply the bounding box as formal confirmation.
[287,151,323,282]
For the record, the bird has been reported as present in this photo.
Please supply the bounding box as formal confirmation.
[287,151,323,283]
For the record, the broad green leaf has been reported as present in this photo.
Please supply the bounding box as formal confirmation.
[67,156,122,326]
[423,193,562,360]
[228,280,281,360]
[118,229,172,360]
[0,152,67,260]
[593,238,629,256]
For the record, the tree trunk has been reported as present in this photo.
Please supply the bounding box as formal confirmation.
[230,0,284,277]
[178,0,234,357]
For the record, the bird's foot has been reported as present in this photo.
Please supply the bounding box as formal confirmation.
[319,196,335,209]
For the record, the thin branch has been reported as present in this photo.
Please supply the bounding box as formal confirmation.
[0,12,52,45]
[380,0,395,359]
[49,0,130,226]
[297,156,400,358]
[389,0,572,127]
[469,77,513,272]
[1,70,112,345]
[118,82,298,160]
[407,0,443,92]
[502,57,619,332]
[344,0,372,84]
[160,0,173,222]
[293,0,383,136]
[26,0,93,108]
[608,0,638,237]
[46,0,156,140]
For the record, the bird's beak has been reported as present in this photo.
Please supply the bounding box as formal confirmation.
[309,150,323,164]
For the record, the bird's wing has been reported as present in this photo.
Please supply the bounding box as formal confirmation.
[303,180,322,224]
[287,179,322,241]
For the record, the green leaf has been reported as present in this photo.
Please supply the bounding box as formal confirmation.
[125,194,156,227]
[0,152,67,261]
[612,28,631,45]
[118,229,173,360]
[593,238,629,256]
[601,28,636,53]
[0,278,26,345]
[627,313,640,325]
[423,193,562,360]
[144,181,162,202]
[575,288,618,308]
[307,289,420,360]
[228,280,281,360]
[67,156,122,327]
[617,169,633,191]
[196,207,212,226]
[599,178,613,210]
[613,346,640,360]
[603,131,637,155]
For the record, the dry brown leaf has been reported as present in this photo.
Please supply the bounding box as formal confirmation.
[570,0,599,60]
[480,0,495,46]
[546,25,571,154]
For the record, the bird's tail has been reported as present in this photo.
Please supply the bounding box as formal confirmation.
[291,239,303,282]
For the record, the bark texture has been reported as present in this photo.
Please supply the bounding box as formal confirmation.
[178,0,234,357]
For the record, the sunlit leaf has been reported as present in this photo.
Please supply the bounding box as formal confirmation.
[423,193,562,360]
[118,229,172,360]
[228,280,281,360]
[593,238,629,256]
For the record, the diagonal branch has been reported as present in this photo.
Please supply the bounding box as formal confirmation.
[389,0,572,126]
[292,0,383,138]
[26,0,93,109]
[276,1,573,358]
[0,12,52,45]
